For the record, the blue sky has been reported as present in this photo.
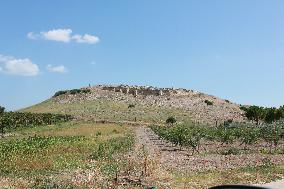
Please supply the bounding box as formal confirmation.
[0,0,284,110]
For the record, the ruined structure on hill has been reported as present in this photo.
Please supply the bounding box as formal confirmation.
[95,84,196,97]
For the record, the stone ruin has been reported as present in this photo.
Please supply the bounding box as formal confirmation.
[93,84,194,97]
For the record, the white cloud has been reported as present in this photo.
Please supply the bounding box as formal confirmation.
[41,29,72,43]
[0,54,39,76]
[27,32,37,40]
[46,64,68,73]
[72,34,99,44]
[28,28,99,44]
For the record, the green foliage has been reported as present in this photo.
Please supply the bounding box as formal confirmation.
[90,134,134,160]
[241,105,284,124]
[151,123,205,154]
[241,105,265,124]
[128,104,135,108]
[0,135,85,161]
[166,116,177,125]
[53,88,91,97]
[151,120,284,154]
[0,112,72,133]
[204,100,213,106]
[0,106,5,114]
[235,122,260,149]
[264,107,282,123]
[260,121,283,153]
[53,90,68,97]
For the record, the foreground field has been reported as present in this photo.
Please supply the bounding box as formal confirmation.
[0,122,136,188]
[1,121,284,188]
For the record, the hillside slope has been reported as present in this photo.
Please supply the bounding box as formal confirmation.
[21,85,244,125]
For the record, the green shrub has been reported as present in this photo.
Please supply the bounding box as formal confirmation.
[0,112,72,132]
[53,89,91,97]
[166,116,177,125]
[204,100,213,106]
[0,106,5,114]
[53,90,68,97]
[128,104,135,108]
[90,135,134,160]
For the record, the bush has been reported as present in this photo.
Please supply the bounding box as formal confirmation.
[90,135,134,160]
[166,116,177,125]
[53,90,68,97]
[53,89,91,97]
[0,106,5,114]
[0,112,72,133]
[204,100,213,106]
[128,104,135,108]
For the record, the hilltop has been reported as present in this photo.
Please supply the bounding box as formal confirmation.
[21,84,245,125]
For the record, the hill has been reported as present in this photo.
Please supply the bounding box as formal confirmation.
[21,84,245,125]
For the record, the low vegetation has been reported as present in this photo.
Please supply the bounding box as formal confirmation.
[151,121,284,154]
[173,163,284,189]
[53,88,91,97]
[3,91,284,188]
[0,106,5,114]
[204,100,213,106]
[0,111,72,134]
[0,121,135,188]
[166,116,177,125]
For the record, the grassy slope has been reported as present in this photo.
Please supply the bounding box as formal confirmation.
[21,98,194,124]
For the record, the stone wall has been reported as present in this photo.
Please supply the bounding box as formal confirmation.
[100,85,173,97]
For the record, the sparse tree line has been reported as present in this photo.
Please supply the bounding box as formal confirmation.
[0,106,72,135]
[151,120,284,154]
[53,88,91,97]
[241,105,284,124]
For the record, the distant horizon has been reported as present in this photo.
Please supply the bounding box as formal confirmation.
[1,0,284,110]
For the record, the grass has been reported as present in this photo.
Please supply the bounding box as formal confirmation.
[7,121,128,138]
[0,122,133,179]
[173,164,284,189]
[20,98,194,124]
[1,116,283,188]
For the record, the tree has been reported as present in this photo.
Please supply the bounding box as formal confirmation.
[264,107,281,123]
[237,123,260,150]
[241,105,265,125]
[260,122,282,153]
[0,106,4,137]
[0,106,4,114]
[216,126,236,145]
